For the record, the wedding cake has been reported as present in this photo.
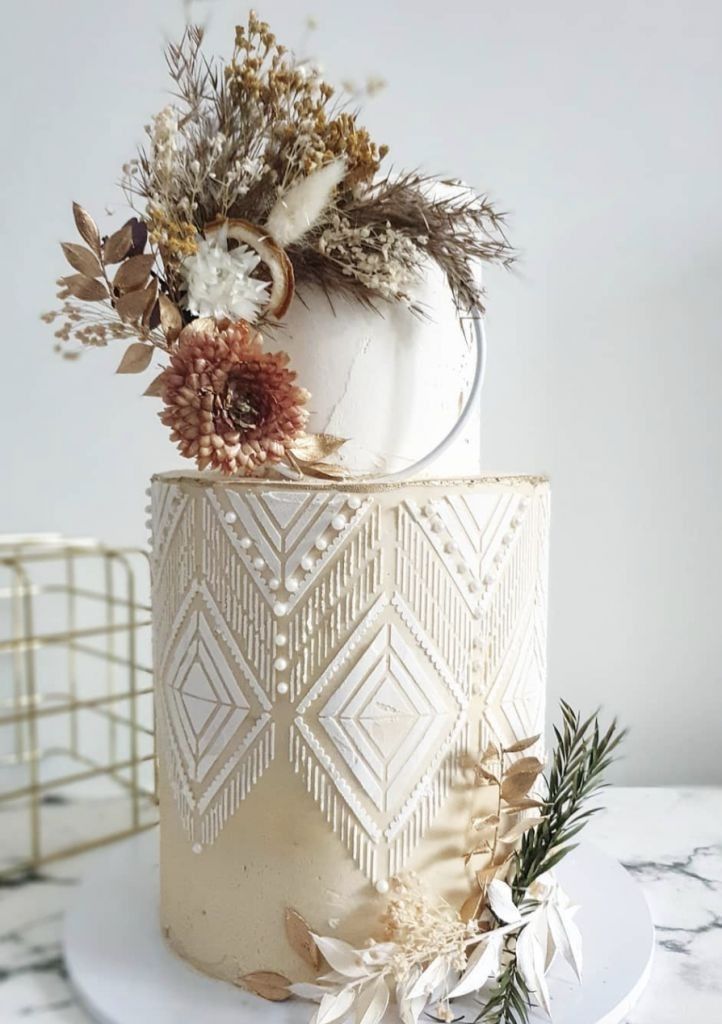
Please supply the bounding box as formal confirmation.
[151,472,549,982]
[48,14,625,1022]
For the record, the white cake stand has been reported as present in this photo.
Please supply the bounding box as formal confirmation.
[63,831,653,1024]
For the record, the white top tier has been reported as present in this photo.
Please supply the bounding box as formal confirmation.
[265,259,481,478]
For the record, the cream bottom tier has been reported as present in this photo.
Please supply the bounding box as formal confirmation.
[150,473,550,984]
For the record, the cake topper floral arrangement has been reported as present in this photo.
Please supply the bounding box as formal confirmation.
[240,702,624,1024]
[43,13,514,479]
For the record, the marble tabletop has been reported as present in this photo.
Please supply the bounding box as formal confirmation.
[1,786,721,1023]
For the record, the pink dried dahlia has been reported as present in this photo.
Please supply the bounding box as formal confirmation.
[159,318,309,475]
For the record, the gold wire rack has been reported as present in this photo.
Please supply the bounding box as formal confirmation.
[0,535,157,879]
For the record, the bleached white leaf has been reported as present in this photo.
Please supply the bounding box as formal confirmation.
[359,942,397,967]
[397,974,429,1024]
[548,902,583,982]
[516,919,552,1017]
[312,986,356,1024]
[356,976,390,1024]
[407,955,450,999]
[312,934,368,978]
[487,879,522,924]
[289,982,329,1002]
[266,158,346,246]
[448,933,503,999]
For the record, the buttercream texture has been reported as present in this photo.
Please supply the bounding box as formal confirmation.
[151,474,549,982]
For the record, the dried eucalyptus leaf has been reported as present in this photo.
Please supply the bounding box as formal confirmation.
[61,242,102,278]
[504,734,541,755]
[113,254,155,293]
[116,285,156,323]
[116,343,153,374]
[61,274,107,302]
[237,971,291,1002]
[284,908,320,970]
[143,372,165,398]
[72,202,101,253]
[159,293,183,341]
[103,223,134,264]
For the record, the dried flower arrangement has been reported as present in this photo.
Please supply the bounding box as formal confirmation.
[43,12,514,479]
[238,702,625,1023]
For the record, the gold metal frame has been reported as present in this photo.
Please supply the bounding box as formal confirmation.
[0,535,156,877]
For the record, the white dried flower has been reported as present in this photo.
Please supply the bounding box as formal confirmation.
[181,226,269,323]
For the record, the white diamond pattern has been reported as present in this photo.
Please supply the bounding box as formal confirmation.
[319,623,458,813]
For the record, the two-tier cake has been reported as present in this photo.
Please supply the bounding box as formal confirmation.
[49,15,623,1023]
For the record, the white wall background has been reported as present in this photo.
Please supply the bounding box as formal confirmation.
[1,0,720,783]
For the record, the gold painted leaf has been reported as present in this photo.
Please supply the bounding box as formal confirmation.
[503,798,544,813]
[479,742,501,764]
[61,274,107,302]
[116,284,156,323]
[104,223,134,264]
[501,772,541,804]
[472,813,500,829]
[284,908,320,970]
[290,433,347,462]
[113,254,155,293]
[474,766,500,786]
[460,889,482,923]
[141,278,159,327]
[159,294,183,341]
[237,971,290,1002]
[504,756,544,779]
[499,815,545,844]
[476,864,501,887]
[116,343,153,374]
[72,202,101,253]
[143,372,165,398]
[61,242,102,278]
[503,734,541,755]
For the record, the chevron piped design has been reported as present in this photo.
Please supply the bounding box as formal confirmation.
[151,476,549,883]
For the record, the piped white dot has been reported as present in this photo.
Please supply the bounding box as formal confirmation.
[286,577,299,593]
[445,541,458,554]
[275,633,287,647]
[253,556,265,570]
[315,537,328,552]
[331,514,347,531]
[269,578,280,591]
[277,681,289,696]
[301,555,314,571]
[192,843,202,855]
[240,536,252,550]
[224,511,238,525]
[347,496,361,510]
[274,657,289,672]
[375,879,390,895]
[273,602,288,617]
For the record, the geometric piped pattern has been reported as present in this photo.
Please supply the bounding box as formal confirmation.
[151,475,549,882]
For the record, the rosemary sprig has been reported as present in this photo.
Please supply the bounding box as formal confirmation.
[476,701,626,1024]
